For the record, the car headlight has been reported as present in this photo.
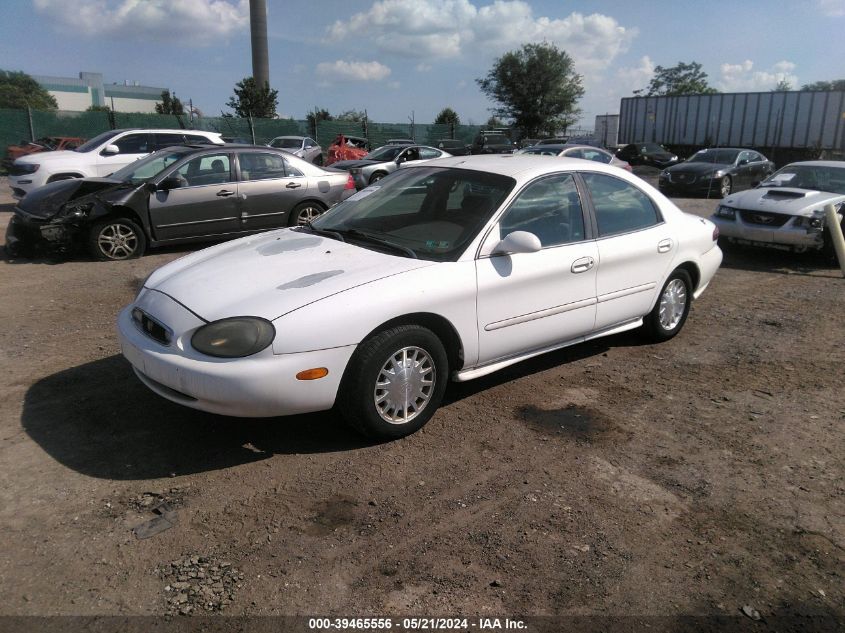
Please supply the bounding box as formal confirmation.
[191,317,275,358]
[55,201,94,219]
[716,205,736,219]
[15,163,39,174]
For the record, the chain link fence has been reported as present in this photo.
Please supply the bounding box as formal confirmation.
[0,107,490,170]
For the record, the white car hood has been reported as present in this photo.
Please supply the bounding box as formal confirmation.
[15,149,88,165]
[723,187,845,216]
[146,229,433,322]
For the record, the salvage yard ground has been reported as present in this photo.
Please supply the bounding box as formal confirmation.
[0,173,842,625]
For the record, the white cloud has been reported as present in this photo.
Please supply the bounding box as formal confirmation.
[33,0,248,45]
[614,55,655,94]
[817,0,845,16]
[315,60,392,82]
[327,0,636,72]
[718,59,799,92]
[416,63,433,72]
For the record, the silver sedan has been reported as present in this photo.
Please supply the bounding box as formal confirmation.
[331,144,452,189]
[268,135,323,165]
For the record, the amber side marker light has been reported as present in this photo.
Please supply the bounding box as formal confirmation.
[296,368,329,380]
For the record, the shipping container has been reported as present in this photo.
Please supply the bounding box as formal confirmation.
[619,91,845,152]
[594,114,619,148]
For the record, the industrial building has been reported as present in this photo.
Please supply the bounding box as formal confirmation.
[31,71,168,113]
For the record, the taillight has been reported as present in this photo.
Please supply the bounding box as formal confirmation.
[344,174,355,190]
[713,225,720,241]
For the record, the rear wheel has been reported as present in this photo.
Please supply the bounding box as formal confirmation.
[369,171,387,185]
[87,217,146,260]
[338,325,448,439]
[643,269,693,342]
[288,201,326,226]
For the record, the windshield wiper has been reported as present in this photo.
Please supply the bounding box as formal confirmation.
[299,221,346,242]
[334,229,418,259]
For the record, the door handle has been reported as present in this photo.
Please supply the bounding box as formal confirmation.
[657,238,673,253]
[285,182,302,189]
[216,189,235,197]
[571,256,595,273]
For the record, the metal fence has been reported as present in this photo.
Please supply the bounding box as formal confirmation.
[0,108,487,166]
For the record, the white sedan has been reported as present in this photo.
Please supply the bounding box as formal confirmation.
[118,155,722,439]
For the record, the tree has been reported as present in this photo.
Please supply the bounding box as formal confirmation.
[477,42,584,137]
[306,108,333,136]
[434,107,460,126]
[0,69,58,110]
[634,61,718,96]
[86,104,112,112]
[226,77,278,118]
[772,79,793,92]
[486,116,505,128]
[155,90,184,115]
[336,109,366,122]
[801,79,845,91]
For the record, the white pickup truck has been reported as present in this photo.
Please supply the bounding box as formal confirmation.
[8,128,224,199]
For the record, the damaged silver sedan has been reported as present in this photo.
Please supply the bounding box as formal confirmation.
[5,145,355,261]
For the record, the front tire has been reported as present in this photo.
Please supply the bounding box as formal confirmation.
[369,171,387,185]
[288,201,326,226]
[338,325,448,439]
[719,176,732,198]
[87,217,146,261]
[643,269,693,342]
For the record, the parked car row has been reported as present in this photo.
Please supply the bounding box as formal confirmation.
[331,144,452,189]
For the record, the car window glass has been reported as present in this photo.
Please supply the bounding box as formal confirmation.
[282,157,304,178]
[175,153,232,186]
[152,133,185,151]
[114,150,190,184]
[583,150,609,163]
[185,134,212,144]
[419,148,440,160]
[581,172,661,237]
[114,133,149,154]
[565,149,584,159]
[305,138,316,147]
[239,152,287,181]
[498,174,585,247]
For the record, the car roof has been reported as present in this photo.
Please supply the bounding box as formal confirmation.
[409,154,620,181]
[780,160,845,168]
[271,135,306,140]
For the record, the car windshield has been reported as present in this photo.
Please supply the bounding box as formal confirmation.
[641,143,666,153]
[523,148,562,156]
[74,130,122,153]
[269,138,301,149]
[110,149,194,184]
[310,166,515,262]
[688,149,740,164]
[760,164,845,194]
[365,146,406,161]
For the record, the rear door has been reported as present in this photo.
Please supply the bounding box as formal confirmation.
[580,171,675,331]
[148,151,240,241]
[235,151,309,230]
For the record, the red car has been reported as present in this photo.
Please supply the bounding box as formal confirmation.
[325,134,369,166]
[4,136,86,168]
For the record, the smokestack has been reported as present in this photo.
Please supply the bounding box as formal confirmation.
[250,0,270,89]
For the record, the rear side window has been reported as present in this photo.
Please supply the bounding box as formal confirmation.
[152,133,185,151]
[185,134,215,145]
[581,172,661,237]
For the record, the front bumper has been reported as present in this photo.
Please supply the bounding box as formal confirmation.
[117,296,356,418]
[659,175,725,196]
[8,174,46,199]
[711,214,823,250]
[5,210,79,256]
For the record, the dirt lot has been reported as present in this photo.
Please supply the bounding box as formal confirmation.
[0,173,842,629]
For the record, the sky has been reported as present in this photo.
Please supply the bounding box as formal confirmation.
[1,0,844,129]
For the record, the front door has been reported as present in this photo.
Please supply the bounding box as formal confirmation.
[148,152,240,241]
[476,174,598,364]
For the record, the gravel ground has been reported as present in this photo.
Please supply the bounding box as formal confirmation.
[0,173,842,629]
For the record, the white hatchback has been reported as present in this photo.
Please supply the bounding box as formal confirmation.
[8,128,224,198]
[118,155,722,439]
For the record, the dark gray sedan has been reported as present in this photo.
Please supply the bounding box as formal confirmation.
[659,148,774,198]
[5,145,355,260]
[331,144,451,189]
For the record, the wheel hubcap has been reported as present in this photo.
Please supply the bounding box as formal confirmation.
[721,178,731,196]
[373,346,435,424]
[658,279,687,330]
[296,206,322,225]
[98,224,137,259]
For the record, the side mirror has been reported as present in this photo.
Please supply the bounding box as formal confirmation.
[158,175,183,191]
[492,230,542,255]
[101,144,120,156]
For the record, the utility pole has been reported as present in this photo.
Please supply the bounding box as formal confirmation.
[250,0,270,89]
